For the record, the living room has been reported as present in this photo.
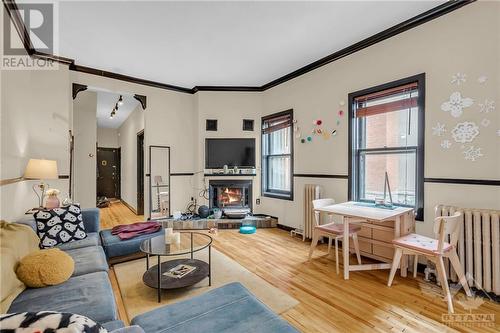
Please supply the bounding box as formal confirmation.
[1,1,499,332]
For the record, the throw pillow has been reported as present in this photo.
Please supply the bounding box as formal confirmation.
[34,204,87,248]
[0,312,107,333]
[16,248,74,288]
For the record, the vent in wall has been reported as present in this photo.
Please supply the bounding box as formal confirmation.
[206,119,218,131]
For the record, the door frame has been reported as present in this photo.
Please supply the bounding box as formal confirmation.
[96,147,121,199]
[137,130,145,215]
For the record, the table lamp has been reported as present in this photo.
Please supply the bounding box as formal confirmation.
[24,159,58,208]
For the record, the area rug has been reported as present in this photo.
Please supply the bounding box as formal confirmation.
[113,248,299,320]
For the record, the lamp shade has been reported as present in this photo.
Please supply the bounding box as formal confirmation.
[24,159,58,180]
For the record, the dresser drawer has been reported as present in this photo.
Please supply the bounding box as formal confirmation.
[372,228,394,243]
[349,237,372,253]
[372,243,394,260]
[358,225,372,238]
[372,220,395,228]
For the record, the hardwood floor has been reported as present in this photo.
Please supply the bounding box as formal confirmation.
[99,200,144,229]
[101,202,500,332]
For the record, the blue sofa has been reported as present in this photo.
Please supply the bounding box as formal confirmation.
[12,209,298,333]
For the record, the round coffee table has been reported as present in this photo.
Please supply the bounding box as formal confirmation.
[140,232,213,302]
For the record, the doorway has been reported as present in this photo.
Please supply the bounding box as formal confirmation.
[137,130,145,215]
[97,147,121,199]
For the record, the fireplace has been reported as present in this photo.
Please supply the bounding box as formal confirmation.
[209,180,252,213]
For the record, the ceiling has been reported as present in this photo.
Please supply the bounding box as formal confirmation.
[96,91,139,129]
[51,1,445,88]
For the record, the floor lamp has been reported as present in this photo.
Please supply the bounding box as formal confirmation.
[24,159,59,208]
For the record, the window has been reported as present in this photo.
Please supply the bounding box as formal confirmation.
[349,74,425,220]
[261,110,294,200]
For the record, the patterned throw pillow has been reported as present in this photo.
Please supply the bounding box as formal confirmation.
[34,204,87,249]
[0,312,107,333]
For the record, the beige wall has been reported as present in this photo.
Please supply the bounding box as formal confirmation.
[97,128,119,148]
[260,2,500,236]
[118,105,144,211]
[0,36,71,220]
[72,91,97,209]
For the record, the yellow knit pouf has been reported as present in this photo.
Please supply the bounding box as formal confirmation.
[16,248,74,288]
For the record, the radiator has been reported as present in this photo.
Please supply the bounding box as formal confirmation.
[435,205,500,296]
[302,184,321,240]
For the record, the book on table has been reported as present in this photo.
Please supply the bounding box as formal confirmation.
[163,264,197,279]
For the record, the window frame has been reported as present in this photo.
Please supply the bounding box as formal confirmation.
[261,109,294,201]
[348,74,425,220]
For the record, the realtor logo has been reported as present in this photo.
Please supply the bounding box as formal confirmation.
[2,2,57,69]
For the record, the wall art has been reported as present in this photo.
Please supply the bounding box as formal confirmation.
[478,99,495,113]
[462,146,483,161]
[451,122,479,143]
[432,123,446,136]
[451,72,466,85]
[440,140,452,149]
[441,92,474,118]
[477,75,488,84]
[481,119,490,127]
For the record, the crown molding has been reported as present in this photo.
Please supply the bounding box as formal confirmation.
[3,0,475,94]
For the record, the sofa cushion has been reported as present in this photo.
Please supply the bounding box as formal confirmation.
[57,232,99,250]
[130,282,298,333]
[16,248,74,287]
[101,320,125,331]
[100,228,164,259]
[0,312,107,333]
[9,271,117,324]
[0,221,40,313]
[34,204,87,248]
[65,246,108,276]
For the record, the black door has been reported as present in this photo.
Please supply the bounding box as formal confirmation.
[97,147,120,199]
[137,131,145,215]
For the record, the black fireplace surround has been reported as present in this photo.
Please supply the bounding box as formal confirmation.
[209,180,252,211]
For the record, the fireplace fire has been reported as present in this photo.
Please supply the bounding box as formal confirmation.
[209,180,252,214]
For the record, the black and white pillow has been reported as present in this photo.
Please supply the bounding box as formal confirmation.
[34,204,87,248]
[0,312,107,333]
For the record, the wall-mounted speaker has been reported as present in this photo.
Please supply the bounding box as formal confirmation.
[243,119,254,131]
[206,119,218,131]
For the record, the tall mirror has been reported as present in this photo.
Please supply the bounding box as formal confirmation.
[149,145,170,220]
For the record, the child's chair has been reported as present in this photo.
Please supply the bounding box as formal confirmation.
[387,209,472,313]
[308,198,362,274]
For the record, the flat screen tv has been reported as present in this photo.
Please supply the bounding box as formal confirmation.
[205,138,255,169]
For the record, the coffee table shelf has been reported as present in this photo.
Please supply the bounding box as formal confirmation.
[140,232,212,302]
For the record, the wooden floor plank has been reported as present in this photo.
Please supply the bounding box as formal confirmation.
[101,202,500,332]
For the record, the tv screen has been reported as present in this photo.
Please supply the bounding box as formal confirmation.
[205,138,255,168]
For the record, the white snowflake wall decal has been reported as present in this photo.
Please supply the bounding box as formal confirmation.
[451,122,479,143]
[463,146,483,161]
[477,75,488,84]
[479,99,495,113]
[451,73,467,85]
[481,119,490,127]
[432,123,446,136]
[441,92,474,118]
[441,140,452,149]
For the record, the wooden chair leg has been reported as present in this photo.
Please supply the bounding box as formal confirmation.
[352,233,362,265]
[308,230,320,261]
[413,255,418,278]
[328,237,332,254]
[436,256,454,313]
[334,237,339,274]
[387,248,403,287]
[448,251,472,297]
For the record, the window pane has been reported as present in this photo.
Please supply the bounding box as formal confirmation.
[361,106,418,149]
[268,127,291,155]
[360,152,416,206]
[267,156,291,192]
